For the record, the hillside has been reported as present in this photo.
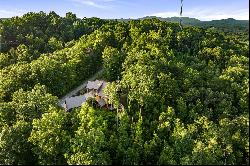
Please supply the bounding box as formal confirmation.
[0,11,249,165]
[140,16,201,24]
[116,16,249,34]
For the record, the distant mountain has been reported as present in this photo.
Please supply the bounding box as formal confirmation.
[140,16,248,26]
[196,18,249,31]
[116,16,249,33]
[2,15,248,33]
[139,16,201,24]
[0,18,9,20]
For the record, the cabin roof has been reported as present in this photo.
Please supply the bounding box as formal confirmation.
[63,80,110,111]
[84,91,95,99]
[86,80,103,90]
[97,98,106,107]
[97,81,108,97]
[65,95,86,111]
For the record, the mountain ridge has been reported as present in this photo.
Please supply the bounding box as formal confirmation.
[114,16,249,33]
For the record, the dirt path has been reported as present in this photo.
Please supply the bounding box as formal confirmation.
[58,69,103,107]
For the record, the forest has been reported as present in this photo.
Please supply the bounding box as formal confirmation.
[0,11,249,165]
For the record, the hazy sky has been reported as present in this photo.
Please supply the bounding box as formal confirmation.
[0,0,249,20]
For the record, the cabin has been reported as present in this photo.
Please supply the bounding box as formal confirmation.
[86,80,114,109]
[64,95,86,112]
[63,80,113,112]
[86,80,104,93]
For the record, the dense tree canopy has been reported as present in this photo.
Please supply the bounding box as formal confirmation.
[0,11,249,165]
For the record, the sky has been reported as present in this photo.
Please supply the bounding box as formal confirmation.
[0,0,249,21]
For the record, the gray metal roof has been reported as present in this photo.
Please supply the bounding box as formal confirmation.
[65,95,86,110]
[86,80,103,90]
[97,98,106,107]
[63,80,110,111]
[84,92,95,100]
[97,81,108,97]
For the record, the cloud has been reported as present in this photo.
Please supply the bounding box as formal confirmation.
[148,8,249,21]
[0,9,26,18]
[70,0,115,9]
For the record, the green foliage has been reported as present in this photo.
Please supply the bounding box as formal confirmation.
[66,104,113,165]
[28,107,70,165]
[103,82,120,109]
[102,46,126,81]
[0,102,15,126]
[0,121,35,165]
[11,84,58,122]
[0,11,248,165]
[0,29,111,100]
[0,84,58,127]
